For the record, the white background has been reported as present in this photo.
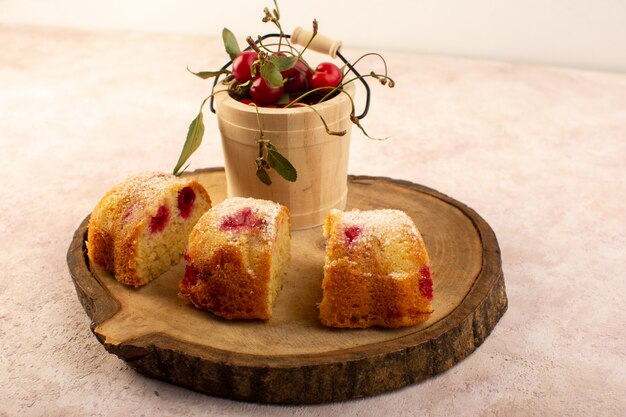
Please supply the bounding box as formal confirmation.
[1,0,625,72]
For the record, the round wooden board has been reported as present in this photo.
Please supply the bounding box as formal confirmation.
[67,168,507,404]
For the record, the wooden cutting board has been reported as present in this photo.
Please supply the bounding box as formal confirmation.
[67,168,507,404]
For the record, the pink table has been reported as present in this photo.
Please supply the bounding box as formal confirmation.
[1,24,624,416]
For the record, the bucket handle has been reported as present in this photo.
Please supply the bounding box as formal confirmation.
[209,31,371,120]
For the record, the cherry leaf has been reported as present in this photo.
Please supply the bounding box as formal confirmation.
[222,28,240,60]
[187,67,230,79]
[173,112,204,176]
[276,93,290,105]
[267,145,297,182]
[269,55,298,72]
[260,62,284,87]
[256,167,272,185]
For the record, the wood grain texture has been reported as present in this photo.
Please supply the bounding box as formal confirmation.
[67,168,507,404]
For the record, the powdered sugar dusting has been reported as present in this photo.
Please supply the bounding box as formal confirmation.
[109,172,201,221]
[388,272,410,280]
[116,172,176,202]
[212,197,282,236]
[334,208,419,243]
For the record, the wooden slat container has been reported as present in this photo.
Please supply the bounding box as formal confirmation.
[214,82,355,229]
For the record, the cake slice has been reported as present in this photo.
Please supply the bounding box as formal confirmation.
[87,172,212,287]
[180,197,291,320]
[319,208,434,328]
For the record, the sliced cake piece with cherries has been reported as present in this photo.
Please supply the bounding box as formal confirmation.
[319,208,434,328]
[180,197,291,320]
[87,172,212,287]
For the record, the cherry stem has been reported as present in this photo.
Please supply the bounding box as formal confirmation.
[246,36,263,55]
[288,19,318,73]
[282,88,327,107]
[290,102,346,136]
[256,42,302,59]
[323,80,390,141]
[262,1,287,51]
[250,102,276,173]
[200,88,229,113]
[343,52,390,81]
[251,102,265,139]
[300,19,318,72]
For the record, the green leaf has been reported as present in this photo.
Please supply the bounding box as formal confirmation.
[260,62,284,87]
[256,167,272,185]
[187,67,230,79]
[222,28,240,60]
[267,145,297,182]
[276,92,290,105]
[173,112,205,176]
[269,55,298,72]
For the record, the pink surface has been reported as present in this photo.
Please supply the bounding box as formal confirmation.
[1,25,624,416]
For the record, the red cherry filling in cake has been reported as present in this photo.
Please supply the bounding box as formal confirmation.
[182,263,201,288]
[177,186,196,219]
[419,265,433,300]
[149,205,170,233]
[343,225,362,247]
[220,207,266,231]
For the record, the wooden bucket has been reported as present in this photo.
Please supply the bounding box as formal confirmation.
[214,81,355,229]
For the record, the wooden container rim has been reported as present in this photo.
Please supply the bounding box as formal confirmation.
[213,80,355,118]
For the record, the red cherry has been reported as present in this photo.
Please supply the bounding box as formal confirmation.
[309,62,342,92]
[249,76,285,106]
[294,59,311,72]
[284,68,309,94]
[282,59,312,94]
[231,51,258,83]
